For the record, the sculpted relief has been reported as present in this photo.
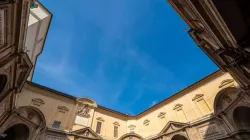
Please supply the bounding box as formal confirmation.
[76,98,97,118]
[198,124,220,138]
[77,103,91,117]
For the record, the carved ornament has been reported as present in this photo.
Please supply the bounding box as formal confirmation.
[158,112,166,119]
[31,98,45,106]
[96,117,104,122]
[143,119,150,126]
[198,123,220,138]
[192,94,204,101]
[173,104,183,110]
[219,79,234,88]
[113,121,120,126]
[128,125,136,130]
[58,106,69,113]
[222,95,232,104]
[77,103,91,117]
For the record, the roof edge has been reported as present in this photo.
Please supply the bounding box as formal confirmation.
[25,69,223,118]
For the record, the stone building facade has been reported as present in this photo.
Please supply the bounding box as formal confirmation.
[166,0,250,91]
[0,0,33,138]
[0,0,250,140]
[3,70,249,140]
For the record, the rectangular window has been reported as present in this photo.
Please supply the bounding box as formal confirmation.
[176,109,187,122]
[52,121,61,128]
[114,126,118,137]
[96,121,102,134]
[197,99,211,115]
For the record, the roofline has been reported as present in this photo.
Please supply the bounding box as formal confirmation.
[26,69,224,117]
[30,1,53,81]
[97,105,129,117]
[135,69,222,117]
[26,81,76,100]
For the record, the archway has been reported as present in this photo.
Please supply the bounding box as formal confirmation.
[3,124,29,140]
[213,87,241,114]
[171,134,188,140]
[233,106,250,130]
[118,133,143,140]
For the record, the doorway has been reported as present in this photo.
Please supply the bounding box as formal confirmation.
[3,124,29,140]
[171,134,188,140]
[233,106,250,130]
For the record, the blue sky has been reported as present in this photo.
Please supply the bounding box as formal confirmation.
[34,0,218,115]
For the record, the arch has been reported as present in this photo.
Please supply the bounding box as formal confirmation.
[3,123,29,140]
[171,134,188,140]
[16,106,46,127]
[233,106,250,130]
[0,74,7,94]
[118,133,143,140]
[213,87,241,114]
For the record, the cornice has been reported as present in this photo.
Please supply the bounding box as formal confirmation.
[25,70,223,118]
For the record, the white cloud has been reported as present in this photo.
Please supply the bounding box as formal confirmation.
[150,100,158,107]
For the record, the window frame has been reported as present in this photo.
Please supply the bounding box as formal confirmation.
[96,121,102,134]
[114,125,118,137]
[52,120,61,128]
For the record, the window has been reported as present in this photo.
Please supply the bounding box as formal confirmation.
[114,126,118,137]
[96,121,102,134]
[173,104,187,122]
[196,98,211,115]
[52,121,61,128]
[192,94,211,115]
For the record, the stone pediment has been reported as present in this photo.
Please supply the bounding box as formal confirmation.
[72,127,101,139]
[160,121,188,134]
[219,79,234,88]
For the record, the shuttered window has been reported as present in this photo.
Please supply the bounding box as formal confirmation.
[96,121,102,134]
[114,126,118,137]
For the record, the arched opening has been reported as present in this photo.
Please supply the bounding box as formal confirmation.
[233,106,250,130]
[213,87,241,114]
[118,133,143,140]
[171,135,188,140]
[3,124,29,140]
[0,74,7,94]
